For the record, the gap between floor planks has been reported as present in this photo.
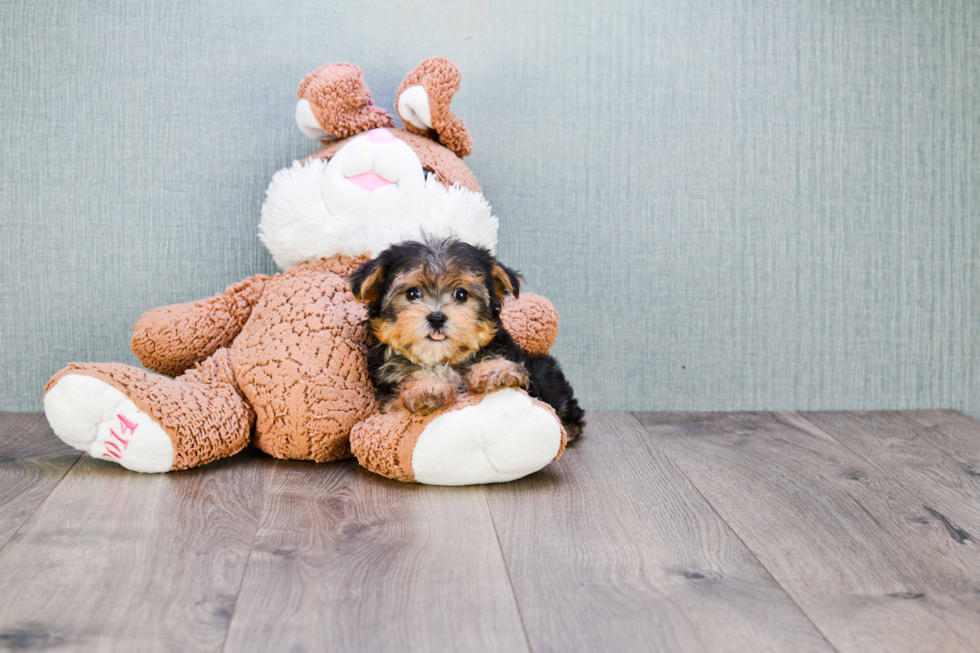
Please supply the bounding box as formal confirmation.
[0,413,82,555]
[0,413,528,653]
[0,412,832,653]
[635,410,980,653]
[483,412,834,653]
[5,411,980,652]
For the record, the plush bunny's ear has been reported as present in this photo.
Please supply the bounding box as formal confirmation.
[296,63,394,142]
[396,57,473,158]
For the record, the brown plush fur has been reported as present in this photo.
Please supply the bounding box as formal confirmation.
[130,256,378,463]
[297,63,394,138]
[47,253,560,470]
[499,294,558,358]
[395,57,473,158]
[132,275,269,378]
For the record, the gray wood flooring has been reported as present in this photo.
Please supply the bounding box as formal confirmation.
[1,410,978,652]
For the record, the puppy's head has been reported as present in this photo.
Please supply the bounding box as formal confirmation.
[350,238,520,367]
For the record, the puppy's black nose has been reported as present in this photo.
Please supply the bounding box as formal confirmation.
[427,311,447,328]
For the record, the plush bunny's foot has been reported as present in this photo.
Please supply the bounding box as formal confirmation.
[44,374,174,472]
[351,388,566,486]
[44,354,253,472]
[413,389,562,485]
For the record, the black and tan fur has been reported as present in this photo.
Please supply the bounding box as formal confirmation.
[349,238,584,439]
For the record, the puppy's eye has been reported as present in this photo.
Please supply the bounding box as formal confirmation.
[406,287,422,301]
[453,288,469,302]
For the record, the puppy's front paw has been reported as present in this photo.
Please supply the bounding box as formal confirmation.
[400,377,456,415]
[467,359,529,394]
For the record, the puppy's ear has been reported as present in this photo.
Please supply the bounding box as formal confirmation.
[349,254,390,303]
[490,262,521,300]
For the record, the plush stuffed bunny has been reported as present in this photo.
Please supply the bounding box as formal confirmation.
[43,58,567,485]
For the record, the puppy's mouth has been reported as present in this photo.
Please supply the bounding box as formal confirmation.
[428,332,447,341]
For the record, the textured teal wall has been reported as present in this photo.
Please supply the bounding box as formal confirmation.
[2,0,978,415]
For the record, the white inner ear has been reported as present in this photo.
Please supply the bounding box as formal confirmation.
[295,98,337,141]
[398,85,433,130]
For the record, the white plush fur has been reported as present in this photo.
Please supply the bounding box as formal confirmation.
[44,375,174,473]
[397,85,433,130]
[411,389,563,485]
[260,131,498,268]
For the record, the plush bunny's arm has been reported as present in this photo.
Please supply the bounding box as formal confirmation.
[131,275,270,377]
[501,293,559,357]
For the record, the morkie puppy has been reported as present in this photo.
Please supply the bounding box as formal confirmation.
[349,238,584,439]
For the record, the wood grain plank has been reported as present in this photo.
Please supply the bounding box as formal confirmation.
[0,413,81,551]
[0,445,273,653]
[902,410,980,485]
[636,411,980,653]
[801,411,980,539]
[485,412,833,653]
[223,459,529,653]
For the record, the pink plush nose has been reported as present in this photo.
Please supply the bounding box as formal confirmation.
[368,128,395,143]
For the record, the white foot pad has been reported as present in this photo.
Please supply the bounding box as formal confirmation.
[411,389,563,486]
[44,374,174,473]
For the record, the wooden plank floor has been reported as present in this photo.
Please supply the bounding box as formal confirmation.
[1,411,978,652]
